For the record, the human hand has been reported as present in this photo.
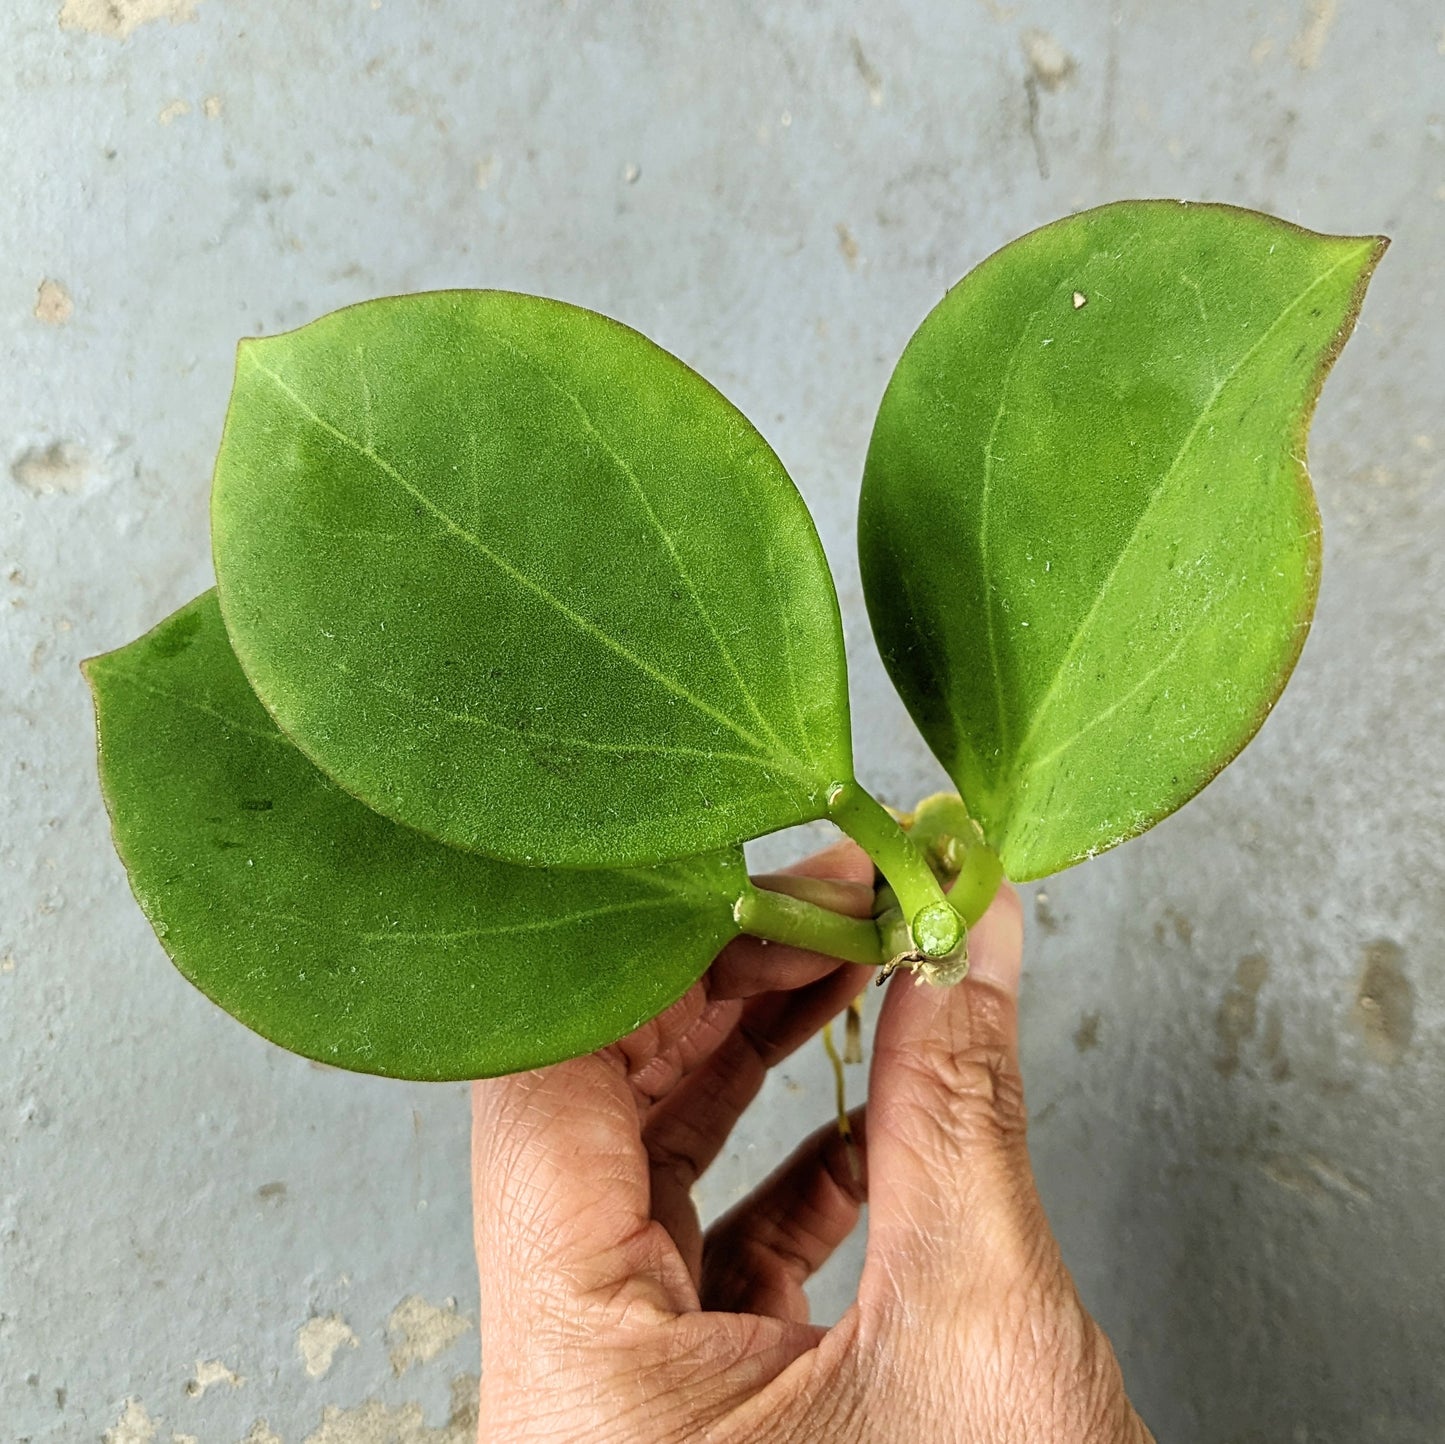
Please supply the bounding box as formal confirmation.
[472,840,1151,1443]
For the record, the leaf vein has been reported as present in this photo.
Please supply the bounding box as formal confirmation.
[244,354,788,769]
[1015,578,1238,782]
[99,668,294,750]
[338,661,808,781]
[359,895,684,945]
[1008,249,1361,773]
[473,326,801,763]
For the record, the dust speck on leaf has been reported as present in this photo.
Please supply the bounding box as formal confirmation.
[1072,291,1087,309]
[386,1295,472,1375]
[298,1313,359,1379]
[34,279,74,324]
[59,0,199,40]
[1353,939,1413,1065]
[1023,29,1076,90]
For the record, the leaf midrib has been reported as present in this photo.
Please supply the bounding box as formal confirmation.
[337,658,808,783]
[998,248,1359,812]
[241,354,813,786]
[472,325,804,765]
[356,893,701,945]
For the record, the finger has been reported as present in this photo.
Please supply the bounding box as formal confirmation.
[858,886,1061,1319]
[708,839,876,1001]
[472,1056,697,1341]
[643,963,871,1282]
[617,990,744,1107]
[763,835,876,885]
[625,839,874,1103]
[700,1106,868,1323]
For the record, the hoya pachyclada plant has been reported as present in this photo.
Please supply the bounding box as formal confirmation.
[86,201,1385,1080]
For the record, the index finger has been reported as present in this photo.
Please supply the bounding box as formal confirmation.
[707,837,876,1000]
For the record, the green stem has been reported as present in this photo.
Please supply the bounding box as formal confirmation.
[827,781,962,957]
[733,882,884,965]
[950,834,1005,929]
[906,793,1005,928]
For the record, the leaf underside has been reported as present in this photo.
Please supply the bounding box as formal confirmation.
[86,594,745,1080]
[860,201,1385,881]
[211,291,851,868]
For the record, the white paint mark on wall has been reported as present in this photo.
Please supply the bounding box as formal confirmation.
[1023,29,1076,90]
[158,99,193,125]
[1290,0,1337,70]
[298,1312,359,1378]
[186,1357,244,1397]
[34,278,73,324]
[104,1398,158,1444]
[203,94,224,118]
[11,441,96,496]
[385,1295,472,1375]
[301,1377,476,1444]
[304,1400,428,1444]
[59,0,200,41]
[172,1434,199,1444]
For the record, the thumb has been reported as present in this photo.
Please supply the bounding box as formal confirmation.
[859,886,1062,1323]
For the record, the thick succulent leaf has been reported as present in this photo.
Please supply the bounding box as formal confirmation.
[211,292,850,867]
[85,594,745,1080]
[860,201,1385,882]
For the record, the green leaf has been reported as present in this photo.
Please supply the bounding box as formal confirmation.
[85,594,746,1080]
[211,292,850,867]
[860,201,1385,882]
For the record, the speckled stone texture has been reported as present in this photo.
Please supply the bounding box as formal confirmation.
[3,2,1441,1440]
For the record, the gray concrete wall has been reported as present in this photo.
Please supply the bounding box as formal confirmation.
[3,2,1441,1440]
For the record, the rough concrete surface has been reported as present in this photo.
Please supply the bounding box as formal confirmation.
[2,2,1441,1440]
